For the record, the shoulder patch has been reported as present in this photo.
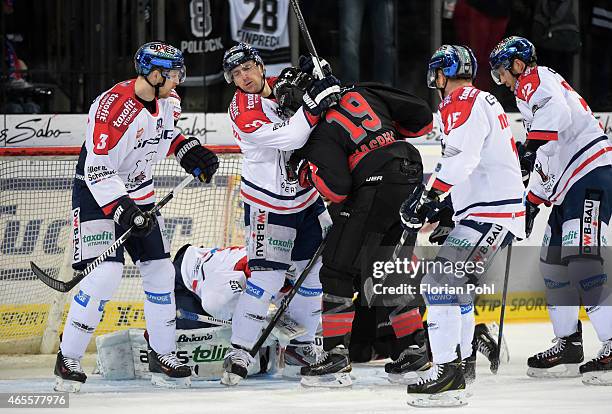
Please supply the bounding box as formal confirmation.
[515,66,541,102]
[92,82,143,154]
[229,90,271,133]
[438,86,480,135]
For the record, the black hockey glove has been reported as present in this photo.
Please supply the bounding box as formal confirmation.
[174,137,219,183]
[400,185,447,234]
[302,75,341,117]
[298,54,332,80]
[525,199,540,239]
[516,141,538,186]
[112,196,157,238]
[428,198,455,245]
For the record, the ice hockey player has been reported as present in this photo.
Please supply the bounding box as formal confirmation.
[275,55,434,387]
[399,45,525,407]
[172,243,317,379]
[221,42,338,385]
[54,41,219,392]
[490,36,612,385]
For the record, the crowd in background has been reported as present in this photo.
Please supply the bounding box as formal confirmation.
[1,0,611,114]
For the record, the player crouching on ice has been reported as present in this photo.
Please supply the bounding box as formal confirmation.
[96,244,313,382]
[399,45,525,407]
[54,42,219,392]
[490,36,612,385]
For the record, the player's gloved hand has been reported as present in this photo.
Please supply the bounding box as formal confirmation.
[516,141,537,186]
[296,159,314,188]
[428,200,455,245]
[400,184,427,233]
[298,54,332,80]
[302,75,341,117]
[174,137,219,183]
[525,199,540,238]
[112,196,157,237]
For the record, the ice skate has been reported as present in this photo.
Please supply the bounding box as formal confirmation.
[580,339,612,386]
[300,346,352,387]
[406,359,467,407]
[283,340,322,379]
[473,322,508,373]
[221,346,255,386]
[385,344,431,385]
[54,350,87,393]
[148,348,192,388]
[527,322,583,378]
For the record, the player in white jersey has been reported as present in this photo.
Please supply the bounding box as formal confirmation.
[490,36,612,385]
[54,42,219,392]
[220,43,339,385]
[399,45,525,407]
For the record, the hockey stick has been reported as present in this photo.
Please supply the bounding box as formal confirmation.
[31,174,196,293]
[490,241,512,374]
[176,308,231,326]
[288,0,325,78]
[248,237,327,358]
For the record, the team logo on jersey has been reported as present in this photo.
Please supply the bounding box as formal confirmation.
[136,128,145,139]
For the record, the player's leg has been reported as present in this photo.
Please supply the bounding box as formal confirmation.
[408,221,511,407]
[221,204,294,385]
[128,211,191,387]
[55,183,125,392]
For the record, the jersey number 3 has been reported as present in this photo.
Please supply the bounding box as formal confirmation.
[325,92,382,143]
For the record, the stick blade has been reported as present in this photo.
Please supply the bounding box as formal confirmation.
[30,261,71,293]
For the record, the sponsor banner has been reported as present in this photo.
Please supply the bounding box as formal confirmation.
[3,112,610,148]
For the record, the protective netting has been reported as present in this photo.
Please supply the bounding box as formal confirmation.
[0,148,243,353]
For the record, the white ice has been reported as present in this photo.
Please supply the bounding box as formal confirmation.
[1,322,611,414]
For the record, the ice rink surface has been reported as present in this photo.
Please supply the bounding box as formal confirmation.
[1,322,611,414]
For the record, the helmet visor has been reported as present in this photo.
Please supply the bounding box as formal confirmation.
[490,66,503,85]
[162,66,186,84]
[426,65,439,89]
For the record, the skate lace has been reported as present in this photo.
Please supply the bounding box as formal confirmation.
[228,348,252,367]
[414,364,441,385]
[158,352,184,369]
[595,340,612,360]
[62,356,84,373]
[476,338,492,358]
[539,338,565,358]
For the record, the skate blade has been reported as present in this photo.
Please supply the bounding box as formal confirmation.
[281,365,302,380]
[582,371,612,386]
[387,372,421,385]
[221,371,245,386]
[150,373,191,389]
[54,376,82,393]
[407,390,468,407]
[300,372,352,388]
[527,364,581,378]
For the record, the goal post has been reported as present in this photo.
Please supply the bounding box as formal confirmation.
[0,145,244,354]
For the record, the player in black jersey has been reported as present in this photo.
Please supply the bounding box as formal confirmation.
[275,58,434,386]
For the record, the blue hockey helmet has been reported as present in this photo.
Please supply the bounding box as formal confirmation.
[134,42,186,84]
[427,45,478,89]
[489,36,537,85]
[223,42,264,84]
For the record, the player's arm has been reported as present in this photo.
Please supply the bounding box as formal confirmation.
[365,84,434,138]
[85,122,155,237]
[432,101,489,194]
[294,130,351,203]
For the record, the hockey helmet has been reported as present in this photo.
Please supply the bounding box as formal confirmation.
[273,67,313,118]
[134,41,186,84]
[489,36,537,85]
[223,42,265,84]
[427,45,478,89]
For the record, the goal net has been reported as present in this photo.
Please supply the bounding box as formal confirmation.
[0,146,244,354]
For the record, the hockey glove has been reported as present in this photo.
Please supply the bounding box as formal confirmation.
[112,196,157,238]
[400,184,427,233]
[516,141,537,186]
[525,199,540,238]
[174,137,219,183]
[296,159,314,188]
[428,199,455,245]
[298,54,332,80]
[302,75,341,117]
